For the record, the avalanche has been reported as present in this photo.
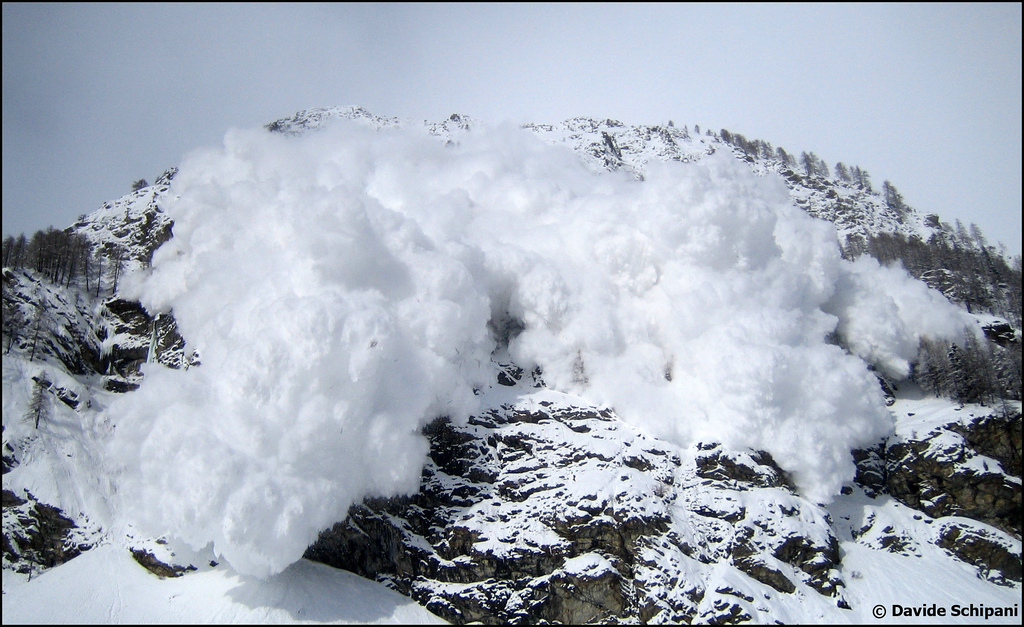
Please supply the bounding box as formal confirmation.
[102,115,974,578]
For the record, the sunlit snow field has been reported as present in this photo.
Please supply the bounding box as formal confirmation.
[2,546,444,624]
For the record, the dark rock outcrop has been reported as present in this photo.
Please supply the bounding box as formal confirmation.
[884,412,1021,538]
[2,489,93,575]
[130,548,197,578]
[936,522,1022,585]
[947,411,1022,478]
[849,406,1022,585]
[306,393,849,624]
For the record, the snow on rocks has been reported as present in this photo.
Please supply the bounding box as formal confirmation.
[882,397,1022,538]
[304,383,854,624]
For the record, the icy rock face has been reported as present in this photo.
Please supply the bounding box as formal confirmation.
[2,268,190,395]
[70,171,176,269]
[1,489,97,576]
[881,410,1022,538]
[305,386,848,624]
[849,408,1022,586]
[102,300,193,379]
[1,174,188,391]
[2,269,107,377]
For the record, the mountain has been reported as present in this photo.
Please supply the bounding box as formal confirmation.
[265,107,938,248]
[2,107,1021,624]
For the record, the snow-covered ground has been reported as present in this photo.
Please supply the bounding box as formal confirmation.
[838,532,1021,625]
[827,390,1022,624]
[2,545,444,624]
[4,389,1019,625]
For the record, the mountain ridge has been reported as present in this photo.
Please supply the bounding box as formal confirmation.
[263,106,942,251]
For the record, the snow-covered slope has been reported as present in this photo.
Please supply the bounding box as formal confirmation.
[69,168,177,271]
[3,107,1020,624]
[264,106,941,248]
[2,545,444,624]
[301,374,1020,624]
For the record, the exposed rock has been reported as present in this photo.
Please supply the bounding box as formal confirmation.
[2,432,19,475]
[100,298,192,382]
[496,364,523,387]
[306,390,850,624]
[130,548,196,579]
[104,377,141,393]
[981,321,1018,347]
[852,406,1021,540]
[947,410,1022,477]
[845,405,1023,585]
[885,421,1021,538]
[847,509,922,557]
[70,180,175,267]
[2,489,94,575]
[851,443,887,496]
[702,598,753,625]
[695,447,793,491]
[1,269,189,390]
[936,522,1022,585]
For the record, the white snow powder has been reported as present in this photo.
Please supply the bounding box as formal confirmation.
[104,118,970,577]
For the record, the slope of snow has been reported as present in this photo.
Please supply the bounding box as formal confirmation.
[836,502,1021,625]
[1,545,445,625]
[70,172,175,271]
[266,107,943,248]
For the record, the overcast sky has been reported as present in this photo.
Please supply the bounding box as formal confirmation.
[3,3,1021,255]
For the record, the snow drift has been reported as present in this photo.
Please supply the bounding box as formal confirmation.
[105,117,972,577]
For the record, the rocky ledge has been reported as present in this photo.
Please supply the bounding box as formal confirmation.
[306,384,852,624]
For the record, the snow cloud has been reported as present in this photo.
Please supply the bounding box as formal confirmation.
[105,118,969,577]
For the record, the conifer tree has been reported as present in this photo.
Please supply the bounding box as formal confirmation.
[27,376,51,429]
[858,167,873,192]
[800,151,815,177]
[776,147,791,166]
[815,156,830,179]
[882,181,905,212]
[26,299,48,362]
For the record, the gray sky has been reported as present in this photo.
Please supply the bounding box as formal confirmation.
[3,3,1021,256]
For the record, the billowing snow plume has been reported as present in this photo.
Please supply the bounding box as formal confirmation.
[105,118,971,577]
